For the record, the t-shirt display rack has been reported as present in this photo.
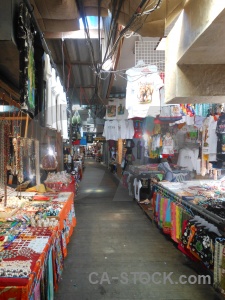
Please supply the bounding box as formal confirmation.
[154,183,225,229]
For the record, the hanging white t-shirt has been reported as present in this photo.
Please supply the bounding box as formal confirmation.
[133,178,142,202]
[118,120,125,139]
[46,67,56,129]
[208,116,217,155]
[177,147,199,171]
[162,134,174,155]
[61,98,69,140]
[126,66,164,118]
[102,120,119,140]
[124,120,134,139]
[44,54,52,128]
[51,75,60,130]
[54,87,68,140]
[54,83,63,133]
[186,115,195,126]
[194,116,205,128]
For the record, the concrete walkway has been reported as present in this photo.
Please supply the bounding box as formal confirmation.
[54,160,223,300]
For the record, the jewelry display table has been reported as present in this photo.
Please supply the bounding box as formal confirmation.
[0,192,76,300]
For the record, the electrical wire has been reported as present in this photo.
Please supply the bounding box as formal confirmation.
[103,0,163,65]
[102,0,126,67]
[142,0,163,15]
[75,0,97,72]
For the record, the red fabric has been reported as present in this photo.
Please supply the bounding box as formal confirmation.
[58,192,76,257]
[0,231,55,300]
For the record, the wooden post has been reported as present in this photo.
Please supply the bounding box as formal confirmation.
[24,114,29,138]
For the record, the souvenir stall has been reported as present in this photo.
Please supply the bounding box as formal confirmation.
[0,132,76,299]
[131,103,225,288]
[0,191,76,300]
[150,179,225,294]
[0,2,76,299]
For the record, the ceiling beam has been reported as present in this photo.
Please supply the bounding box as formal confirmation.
[73,86,95,89]
[55,61,98,66]
[0,91,20,109]
[62,40,77,93]
[0,79,20,101]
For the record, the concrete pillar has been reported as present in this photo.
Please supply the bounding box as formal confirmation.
[165,0,225,103]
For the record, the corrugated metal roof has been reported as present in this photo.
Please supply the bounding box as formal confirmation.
[47,37,109,105]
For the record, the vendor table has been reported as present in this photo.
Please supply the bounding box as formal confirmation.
[156,180,225,229]
[0,192,76,300]
[128,164,192,178]
[150,180,225,295]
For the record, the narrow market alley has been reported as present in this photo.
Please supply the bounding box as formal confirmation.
[55,160,223,300]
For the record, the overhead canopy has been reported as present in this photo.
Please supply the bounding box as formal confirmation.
[0,0,187,108]
[30,0,186,37]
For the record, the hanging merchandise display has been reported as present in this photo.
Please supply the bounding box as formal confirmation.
[0,121,10,205]
[125,65,164,118]
[133,118,143,138]
[105,99,128,120]
[216,113,225,166]
[103,120,119,140]
[41,152,58,171]
[44,53,53,128]
[106,101,117,119]
[162,132,174,156]
[159,104,182,122]
[103,119,134,140]
[125,141,135,164]
[9,137,38,185]
[137,140,143,159]
[18,2,35,116]
[70,110,82,145]
[43,52,69,139]
[72,110,81,125]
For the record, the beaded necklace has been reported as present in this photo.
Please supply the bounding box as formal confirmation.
[0,121,4,188]
[17,137,24,184]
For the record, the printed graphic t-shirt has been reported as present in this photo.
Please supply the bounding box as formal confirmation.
[126,67,164,118]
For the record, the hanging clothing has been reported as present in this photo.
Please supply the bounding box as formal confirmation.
[162,133,174,155]
[102,120,119,140]
[125,66,164,118]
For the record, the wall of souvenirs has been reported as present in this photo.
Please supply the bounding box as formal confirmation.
[102,101,225,181]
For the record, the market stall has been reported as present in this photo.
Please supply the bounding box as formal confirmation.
[0,192,76,300]
[150,180,225,294]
